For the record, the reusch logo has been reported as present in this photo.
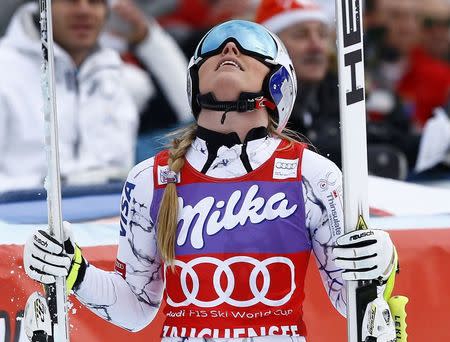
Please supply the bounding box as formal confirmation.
[34,235,48,249]
[349,230,374,241]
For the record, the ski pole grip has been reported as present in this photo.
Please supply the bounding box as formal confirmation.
[388,295,408,342]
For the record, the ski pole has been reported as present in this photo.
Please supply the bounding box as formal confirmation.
[39,0,69,340]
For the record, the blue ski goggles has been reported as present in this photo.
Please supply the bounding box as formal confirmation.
[194,20,279,63]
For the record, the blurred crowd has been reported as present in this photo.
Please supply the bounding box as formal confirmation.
[0,0,449,192]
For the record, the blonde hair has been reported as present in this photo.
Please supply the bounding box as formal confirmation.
[157,123,197,264]
[156,120,312,264]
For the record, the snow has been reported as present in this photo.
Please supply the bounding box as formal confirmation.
[0,222,119,246]
[368,176,450,216]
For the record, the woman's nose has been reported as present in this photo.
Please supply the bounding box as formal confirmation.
[221,41,241,56]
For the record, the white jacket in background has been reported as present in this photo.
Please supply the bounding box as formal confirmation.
[101,18,191,124]
[134,19,191,124]
[0,3,139,192]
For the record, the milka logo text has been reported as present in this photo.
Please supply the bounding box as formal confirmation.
[177,185,297,249]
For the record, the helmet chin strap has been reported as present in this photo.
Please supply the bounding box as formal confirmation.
[197,92,276,124]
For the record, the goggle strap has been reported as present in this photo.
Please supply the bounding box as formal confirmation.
[256,98,276,111]
[197,92,275,113]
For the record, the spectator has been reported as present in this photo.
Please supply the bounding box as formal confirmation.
[363,1,421,171]
[157,0,259,58]
[363,0,447,170]
[256,0,418,178]
[0,1,138,192]
[363,0,387,66]
[370,0,450,129]
[101,0,192,133]
[419,0,450,62]
[130,0,179,18]
[0,0,28,35]
[255,0,342,166]
[315,0,335,23]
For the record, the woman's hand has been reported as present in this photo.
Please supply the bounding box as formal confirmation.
[23,222,86,293]
[332,229,396,281]
[109,0,150,46]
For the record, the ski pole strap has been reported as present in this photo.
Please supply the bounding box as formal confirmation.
[66,244,84,295]
[383,247,399,301]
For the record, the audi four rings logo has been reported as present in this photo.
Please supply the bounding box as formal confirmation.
[275,161,296,170]
[166,256,296,308]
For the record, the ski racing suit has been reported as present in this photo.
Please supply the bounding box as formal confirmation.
[74,130,347,341]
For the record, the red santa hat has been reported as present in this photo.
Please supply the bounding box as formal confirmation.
[255,0,329,33]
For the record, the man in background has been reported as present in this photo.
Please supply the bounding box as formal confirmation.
[0,0,138,191]
[256,0,343,166]
[256,0,419,178]
[0,0,139,192]
[370,0,450,129]
[419,0,449,62]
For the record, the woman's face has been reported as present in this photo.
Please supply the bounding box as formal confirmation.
[198,41,270,102]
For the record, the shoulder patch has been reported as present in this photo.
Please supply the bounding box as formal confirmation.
[158,165,181,185]
[273,158,299,179]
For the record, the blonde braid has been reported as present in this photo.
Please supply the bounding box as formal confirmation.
[157,124,197,264]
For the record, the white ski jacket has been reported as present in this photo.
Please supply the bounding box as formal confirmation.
[0,3,139,192]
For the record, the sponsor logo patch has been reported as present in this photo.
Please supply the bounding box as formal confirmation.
[349,230,374,241]
[327,191,342,236]
[177,184,297,249]
[318,171,337,191]
[115,259,126,279]
[158,165,180,185]
[34,235,48,249]
[165,256,295,308]
[273,158,298,179]
[120,181,135,236]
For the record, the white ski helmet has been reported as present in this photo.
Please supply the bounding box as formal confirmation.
[187,20,297,132]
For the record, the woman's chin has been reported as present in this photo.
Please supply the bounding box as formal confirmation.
[207,76,250,101]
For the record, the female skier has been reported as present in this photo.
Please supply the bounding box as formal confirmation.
[23,20,396,341]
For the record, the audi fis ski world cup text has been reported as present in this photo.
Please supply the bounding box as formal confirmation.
[166,308,293,319]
